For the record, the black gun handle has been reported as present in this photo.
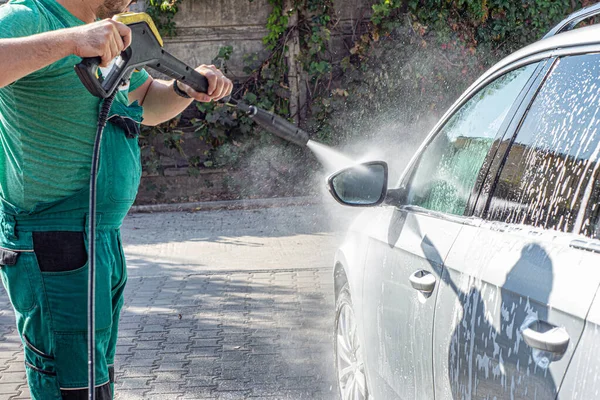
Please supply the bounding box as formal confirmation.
[148,51,209,94]
[74,57,110,98]
[75,49,133,99]
[180,68,210,95]
[180,68,231,102]
[148,51,232,101]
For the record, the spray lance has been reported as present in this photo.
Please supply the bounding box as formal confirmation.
[75,13,310,146]
[74,12,309,399]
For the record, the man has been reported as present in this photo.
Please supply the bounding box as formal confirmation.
[0,0,233,397]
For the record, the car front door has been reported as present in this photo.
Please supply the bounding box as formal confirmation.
[361,61,541,399]
[433,53,600,399]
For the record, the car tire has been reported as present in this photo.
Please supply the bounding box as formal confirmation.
[334,283,369,400]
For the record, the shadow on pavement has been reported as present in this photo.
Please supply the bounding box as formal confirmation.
[115,269,337,399]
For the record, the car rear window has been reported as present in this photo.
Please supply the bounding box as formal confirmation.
[487,53,600,237]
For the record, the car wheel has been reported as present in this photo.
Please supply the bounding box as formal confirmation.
[335,284,368,400]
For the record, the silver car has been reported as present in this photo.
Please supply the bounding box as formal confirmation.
[329,4,600,400]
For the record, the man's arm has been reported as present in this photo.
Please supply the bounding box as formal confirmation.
[0,19,131,88]
[129,65,233,126]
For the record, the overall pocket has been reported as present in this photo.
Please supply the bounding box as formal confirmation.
[33,231,111,332]
[103,101,143,205]
[0,247,35,314]
[23,334,62,400]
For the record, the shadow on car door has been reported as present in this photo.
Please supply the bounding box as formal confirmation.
[432,219,600,399]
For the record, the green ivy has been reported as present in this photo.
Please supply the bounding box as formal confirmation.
[187,0,336,165]
[263,0,289,50]
[145,0,599,176]
[136,0,600,211]
[146,0,181,37]
[372,0,597,60]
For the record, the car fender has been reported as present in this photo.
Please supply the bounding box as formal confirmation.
[334,208,387,344]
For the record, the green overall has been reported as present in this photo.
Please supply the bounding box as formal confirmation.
[0,96,143,399]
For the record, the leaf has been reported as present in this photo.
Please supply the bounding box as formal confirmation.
[244,92,258,104]
[332,88,349,97]
[206,113,220,124]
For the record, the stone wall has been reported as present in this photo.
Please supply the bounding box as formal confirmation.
[1,0,372,72]
[163,0,271,77]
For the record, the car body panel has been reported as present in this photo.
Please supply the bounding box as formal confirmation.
[361,207,463,399]
[433,222,600,399]
[558,280,600,398]
[334,207,388,367]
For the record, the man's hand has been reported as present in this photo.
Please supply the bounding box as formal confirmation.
[177,65,233,102]
[70,19,132,67]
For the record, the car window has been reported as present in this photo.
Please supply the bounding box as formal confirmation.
[487,54,600,237]
[404,63,539,216]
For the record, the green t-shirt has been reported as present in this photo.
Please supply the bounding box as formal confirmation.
[0,0,149,211]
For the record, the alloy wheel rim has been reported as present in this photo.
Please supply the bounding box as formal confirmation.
[336,303,367,400]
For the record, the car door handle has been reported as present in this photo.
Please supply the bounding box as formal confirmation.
[521,320,570,355]
[409,270,436,293]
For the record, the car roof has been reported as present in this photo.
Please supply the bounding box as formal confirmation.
[492,24,600,76]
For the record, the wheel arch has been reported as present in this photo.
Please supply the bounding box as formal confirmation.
[334,261,348,302]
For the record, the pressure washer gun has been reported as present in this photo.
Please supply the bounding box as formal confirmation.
[74,12,310,147]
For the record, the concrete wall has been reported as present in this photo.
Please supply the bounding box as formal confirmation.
[162,0,373,76]
[163,0,271,77]
[0,0,371,77]
[1,0,372,68]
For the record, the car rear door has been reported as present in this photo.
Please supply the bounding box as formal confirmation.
[433,53,600,399]
[360,61,541,399]
[559,267,600,399]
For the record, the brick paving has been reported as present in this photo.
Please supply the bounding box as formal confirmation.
[0,268,337,399]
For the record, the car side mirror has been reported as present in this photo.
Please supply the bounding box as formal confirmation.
[327,161,388,207]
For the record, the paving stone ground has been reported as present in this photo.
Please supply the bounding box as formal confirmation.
[0,203,353,399]
[0,269,336,399]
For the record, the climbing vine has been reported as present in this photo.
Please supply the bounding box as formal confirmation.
[263,0,289,50]
[184,0,337,167]
[369,0,597,60]
[145,0,181,37]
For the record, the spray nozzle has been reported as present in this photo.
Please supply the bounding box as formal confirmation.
[228,100,310,147]
[230,101,254,115]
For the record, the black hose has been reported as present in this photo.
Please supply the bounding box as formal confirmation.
[88,90,117,400]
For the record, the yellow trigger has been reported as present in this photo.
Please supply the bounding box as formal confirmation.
[114,12,164,47]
